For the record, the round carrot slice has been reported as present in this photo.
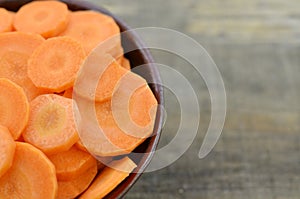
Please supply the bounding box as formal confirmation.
[0,142,57,199]
[0,78,29,140]
[13,0,70,38]
[0,8,13,32]
[63,88,73,99]
[74,54,138,103]
[75,140,88,152]
[80,157,137,199]
[57,164,97,199]
[121,57,131,70]
[0,32,46,100]
[0,125,15,178]
[76,85,157,156]
[48,146,97,181]
[99,85,157,155]
[60,10,122,55]
[28,36,85,93]
[23,94,79,155]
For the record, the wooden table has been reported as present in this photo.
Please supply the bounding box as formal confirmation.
[90,0,300,198]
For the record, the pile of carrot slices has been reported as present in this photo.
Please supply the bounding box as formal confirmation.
[0,1,158,199]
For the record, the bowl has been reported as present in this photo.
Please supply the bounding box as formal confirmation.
[0,0,164,198]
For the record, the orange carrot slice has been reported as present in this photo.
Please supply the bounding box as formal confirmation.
[93,60,128,102]
[60,10,122,55]
[23,94,79,155]
[74,54,143,103]
[57,163,97,199]
[48,146,97,181]
[97,156,114,170]
[13,0,70,38]
[28,36,85,93]
[116,56,131,70]
[80,157,137,199]
[16,134,25,142]
[0,125,15,178]
[74,141,113,169]
[95,89,156,156]
[0,32,46,100]
[75,140,88,152]
[0,142,57,199]
[0,8,13,32]
[76,85,157,156]
[122,57,131,70]
[0,78,29,140]
[63,88,73,99]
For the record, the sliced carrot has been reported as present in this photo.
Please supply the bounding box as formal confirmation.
[93,60,128,102]
[23,94,79,155]
[76,85,157,156]
[0,78,29,140]
[74,53,143,103]
[96,156,114,170]
[0,32,46,100]
[128,86,158,128]
[75,66,156,155]
[0,125,15,178]
[116,56,131,70]
[16,134,25,142]
[48,146,97,181]
[122,57,131,70]
[28,36,85,93]
[63,87,73,99]
[0,142,57,199]
[75,140,113,169]
[57,163,97,199]
[94,89,155,156]
[13,0,70,38]
[0,8,13,32]
[80,157,137,199]
[55,91,65,96]
[60,10,122,55]
[107,85,157,154]
[75,140,88,152]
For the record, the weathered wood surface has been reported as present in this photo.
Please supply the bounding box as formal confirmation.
[89,0,300,198]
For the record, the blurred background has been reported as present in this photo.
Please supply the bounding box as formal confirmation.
[90,0,300,198]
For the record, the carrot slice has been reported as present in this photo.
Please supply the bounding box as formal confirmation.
[74,53,144,103]
[48,146,97,181]
[0,32,46,100]
[95,88,157,156]
[0,8,13,32]
[57,163,97,199]
[75,140,113,169]
[13,0,70,38]
[74,55,126,102]
[75,140,88,152]
[119,56,131,70]
[80,157,137,199]
[122,57,131,70]
[0,125,15,178]
[23,94,79,155]
[75,64,156,155]
[76,85,157,156]
[96,156,114,170]
[63,88,73,99]
[0,142,57,199]
[0,78,29,140]
[28,36,85,93]
[92,60,127,102]
[60,10,122,55]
